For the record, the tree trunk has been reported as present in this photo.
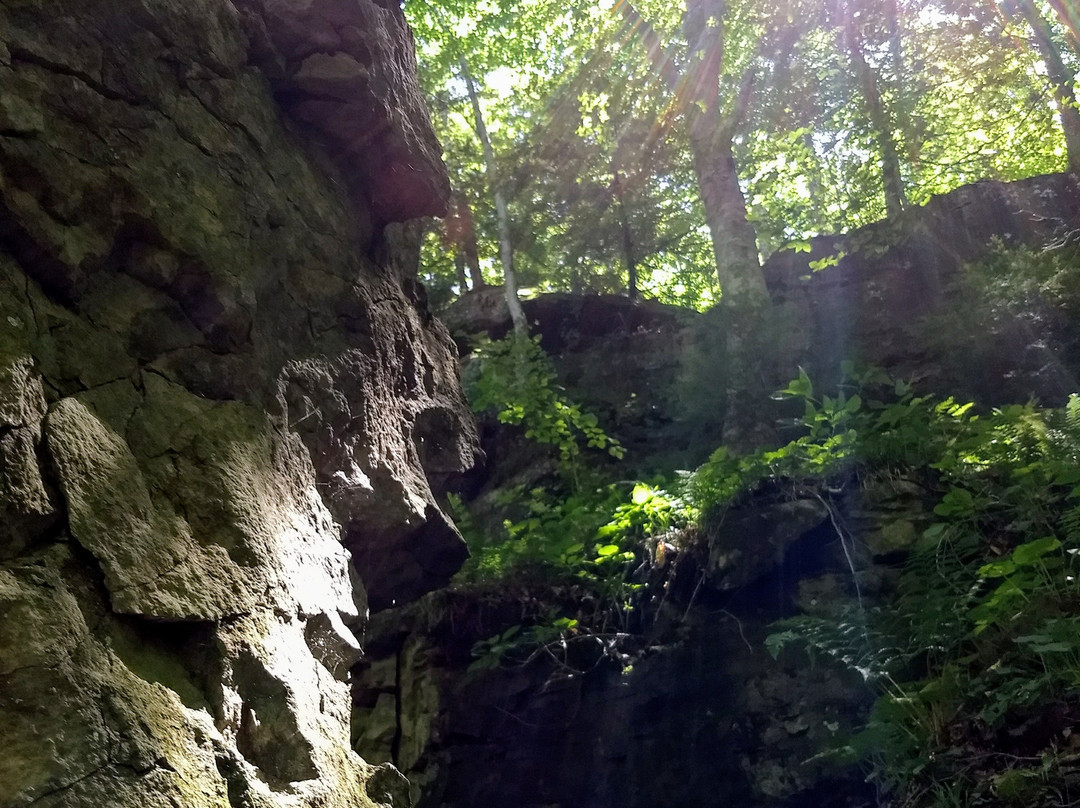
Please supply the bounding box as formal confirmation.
[459,55,527,332]
[617,0,767,308]
[844,8,908,219]
[688,124,767,307]
[612,170,639,300]
[444,192,486,292]
[454,252,469,292]
[683,0,767,307]
[1045,0,1080,59]
[457,195,486,289]
[682,1,764,307]
[1012,0,1080,173]
[464,241,484,290]
[886,0,905,106]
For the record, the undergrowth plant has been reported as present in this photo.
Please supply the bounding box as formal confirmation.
[465,333,625,469]
[759,367,1080,806]
[450,478,693,672]
[458,347,1080,798]
[456,333,676,670]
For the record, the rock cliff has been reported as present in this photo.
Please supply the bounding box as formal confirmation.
[353,174,1080,808]
[0,1,477,806]
[445,173,1080,467]
[765,172,1080,407]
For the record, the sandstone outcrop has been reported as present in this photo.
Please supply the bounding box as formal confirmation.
[0,1,477,806]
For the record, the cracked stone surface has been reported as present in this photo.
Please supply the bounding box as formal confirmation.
[0,0,478,806]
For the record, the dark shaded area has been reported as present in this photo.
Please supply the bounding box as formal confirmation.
[347,506,470,612]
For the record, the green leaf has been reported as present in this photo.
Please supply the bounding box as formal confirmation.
[978,559,1015,578]
[1011,536,1061,566]
[934,488,975,517]
[764,630,803,659]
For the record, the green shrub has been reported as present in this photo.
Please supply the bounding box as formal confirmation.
[761,367,1080,805]
[464,333,625,466]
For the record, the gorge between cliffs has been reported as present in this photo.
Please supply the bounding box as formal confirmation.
[3,2,1080,808]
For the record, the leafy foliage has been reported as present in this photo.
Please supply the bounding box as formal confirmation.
[450,481,625,582]
[456,331,1080,802]
[408,0,1076,305]
[454,334,653,667]
[465,333,625,464]
[758,368,1080,804]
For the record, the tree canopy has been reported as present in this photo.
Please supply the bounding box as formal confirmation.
[406,0,1077,309]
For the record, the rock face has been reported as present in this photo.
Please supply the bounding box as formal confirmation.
[351,478,928,808]
[0,1,477,806]
[445,290,708,481]
[765,173,1080,406]
[355,177,1080,808]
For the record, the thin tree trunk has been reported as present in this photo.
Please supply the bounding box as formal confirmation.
[445,194,479,293]
[802,131,825,211]
[459,55,527,332]
[612,170,639,299]
[454,253,469,293]
[448,193,485,289]
[1011,0,1080,173]
[464,239,484,290]
[845,9,908,219]
[886,0,905,105]
[617,0,767,308]
[885,0,915,171]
